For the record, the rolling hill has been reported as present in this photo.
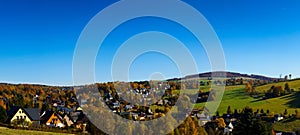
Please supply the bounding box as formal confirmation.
[195,79,300,115]
[167,71,280,81]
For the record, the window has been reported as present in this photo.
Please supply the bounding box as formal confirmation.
[16,116,19,120]
[20,116,23,119]
[24,116,26,119]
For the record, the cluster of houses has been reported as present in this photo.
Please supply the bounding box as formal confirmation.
[4,81,296,134]
[188,108,295,135]
[6,106,88,131]
[103,96,156,121]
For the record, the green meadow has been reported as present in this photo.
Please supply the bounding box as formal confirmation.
[193,79,300,115]
[0,127,73,135]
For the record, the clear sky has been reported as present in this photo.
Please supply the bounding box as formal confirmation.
[0,0,300,86]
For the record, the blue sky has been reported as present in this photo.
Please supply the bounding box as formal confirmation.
[0,0,300,85]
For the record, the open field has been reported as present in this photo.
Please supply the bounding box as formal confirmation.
[194,80,300,115]
[256,79,300,92]
[0,127,73,135]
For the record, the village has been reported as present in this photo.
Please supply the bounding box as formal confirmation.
[0,76,300,135]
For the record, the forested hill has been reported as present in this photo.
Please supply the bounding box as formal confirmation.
[0,83,74,110]
[182,71,279,81]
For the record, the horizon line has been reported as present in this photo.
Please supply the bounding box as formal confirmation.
[0,70,295,87]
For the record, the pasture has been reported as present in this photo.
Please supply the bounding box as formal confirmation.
[193,80,300,115]
[0,127,73,135]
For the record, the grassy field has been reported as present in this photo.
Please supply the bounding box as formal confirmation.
[0,127,73,135]
[194,80,300,115]
[256,79,300,92]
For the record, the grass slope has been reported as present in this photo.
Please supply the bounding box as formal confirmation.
[194,80,300,115]
[0,127,73,135]
[256,79,300,92]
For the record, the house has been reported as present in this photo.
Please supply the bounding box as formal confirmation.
[57,106,73,114]
[61,113,74,127]
[6,106,40,127]
[147,108,153,115]
[222,114,238,127]
[75,115,89,131]
[190,109,201,117]
[224,122,234,134]
[24,108,40,126]
[138,112,146,121]
[70,111,82,123]
[124,104,133,111]
[76,106,83,112]
[40,111,65,128]
[275,114,284,122]
[198,113,211,126]
[157,99,164,106]
[112,102,120,109]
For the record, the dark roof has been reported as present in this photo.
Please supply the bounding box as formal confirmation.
[76,115,89,124]
[40,111,54,124]
[57,106,73,113]
[7,106,20,117]
[70,112,81,122]
[24,108,40,121]
[40,111,63,124]
[6,106,40,122]
[6,106,21,122]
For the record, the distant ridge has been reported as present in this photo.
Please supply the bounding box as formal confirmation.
[178,71,279,81]
[1,72,280,86]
